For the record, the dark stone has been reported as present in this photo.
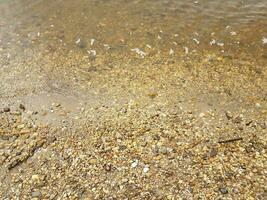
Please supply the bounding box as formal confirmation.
[3,107,10,112]
[19,104,26,111]
[153,134,160,141]
[245,120,253,126]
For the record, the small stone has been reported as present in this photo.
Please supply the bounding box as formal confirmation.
[3,107,10,112]
[27,110,34,115]
[47,136,56,143]
[17,124,25,129]
[153,134,160,141]
[140,140,147,147]
[258,122,266,129]
[52,103,61,108]
[119,145,127,151]
[159,146,168,155]
[41,111,47,116]
[19,104,26,111]
[246,120,253,126]
[219,187,228,194]
[152,146,159,154]
[10,111,21,115]
[148,92,158,99]
[199,113,205,118]
[210,148,218,157]
[32,174,40,182]
[131,160,138,168]
[31,191,41,198]
[225,111,233,120]
[143,165,149,173]
[233,116,242,123]
[104,163,112,172]
[76,38,87,49]
[89,158,97,164]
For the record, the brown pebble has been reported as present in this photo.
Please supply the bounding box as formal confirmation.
[210,148,218,157]
[104,163,112,172]
[233,116,242,123]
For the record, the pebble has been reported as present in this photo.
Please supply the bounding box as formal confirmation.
[143,165,149,173]
[159,146,168,155]
[76,38,86,48]
[219,187,228,194]
[233,116,242,124]
[225,111,233,120]
[17,124,25,129]
[258,122,266,129]
[210,148,218,157]
[199,113,205,118]
[10,111,21,115]
[104,163,112,172]
[3,107,10,112]
[169,49,174,55]
[31,191,41,198]
[19,104,26,111]
[131,160,138,168]
[31,174,40,182]
[255,103,261,108]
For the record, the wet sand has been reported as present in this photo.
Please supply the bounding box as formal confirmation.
[0,0,267,199]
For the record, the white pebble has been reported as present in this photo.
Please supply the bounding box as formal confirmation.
[184,47,189,54]
[230,31,237,36]
[75,38,81,44]
[217,42,224,47]
[90,39,95,46]
[210,39,216,45]
[193,38,200,44]
[131,160,138,168]
[143,165,149,173]
[146,44,152,49]
[103,44,110,50]
[87,50,96,57]
[131,48,146,58]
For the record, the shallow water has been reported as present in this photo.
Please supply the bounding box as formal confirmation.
[0,3,267,198]
[0,0,266,61]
